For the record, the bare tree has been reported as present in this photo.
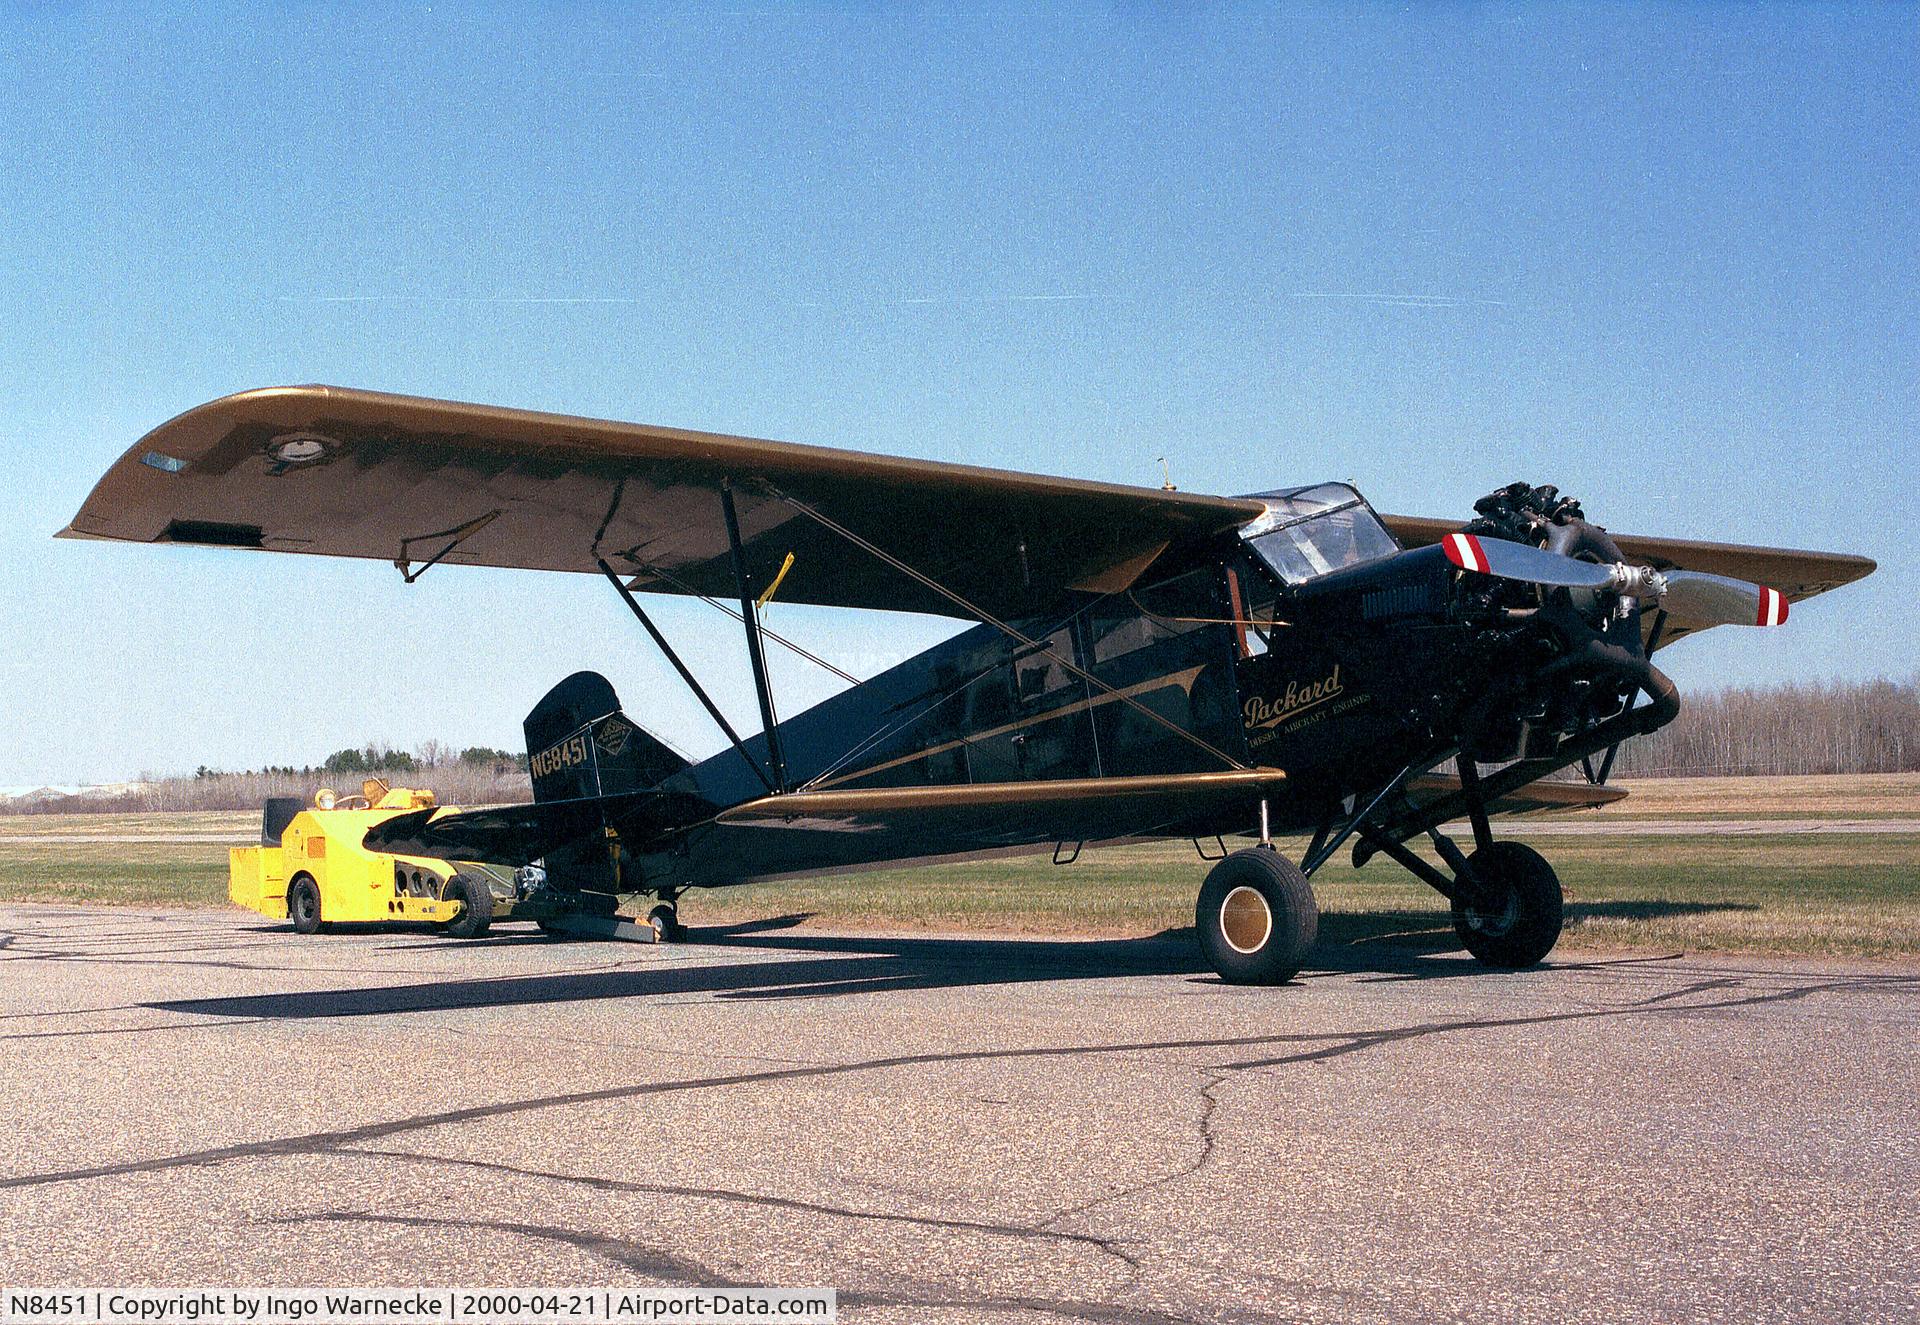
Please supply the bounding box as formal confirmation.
[1612,675,1920,777]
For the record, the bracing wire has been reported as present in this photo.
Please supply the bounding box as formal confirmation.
[759,483,1249,773]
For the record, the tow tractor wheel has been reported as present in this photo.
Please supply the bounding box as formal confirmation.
[441,873,494,940]
[1196,849,1318,985]
[646,903,681,943]
[1452,841,1564,968]
[288,874,323,936]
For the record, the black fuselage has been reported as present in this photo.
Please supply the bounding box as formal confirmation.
[639,536,1544,888]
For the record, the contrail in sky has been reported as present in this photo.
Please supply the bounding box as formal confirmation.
[278,295,651,304]
[789,293,1116,309]
[1290,292,1510,309]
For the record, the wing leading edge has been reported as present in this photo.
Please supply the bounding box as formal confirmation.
[62,386,1264,620]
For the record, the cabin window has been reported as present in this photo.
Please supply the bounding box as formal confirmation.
[1014,628,1075,704]
[1240,483,1399,585]
[1090,566,1217,665]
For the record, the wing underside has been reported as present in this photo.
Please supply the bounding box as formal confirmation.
[65,387,1871,632]
[62,385,1264,620]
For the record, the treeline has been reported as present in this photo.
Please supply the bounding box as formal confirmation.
[1609,676,1920,777]
[9,742,533,815]
[190,742,526,781]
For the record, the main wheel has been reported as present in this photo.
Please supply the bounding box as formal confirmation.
[288,875,323,935]
[646,903,681,943]
[441,873,494,939]
[1195,849,1318,985]
[1452,841,1563,968]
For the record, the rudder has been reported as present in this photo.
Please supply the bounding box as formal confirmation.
[524,671,688,803]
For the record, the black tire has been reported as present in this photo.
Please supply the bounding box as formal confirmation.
[646,903,681,943]
[288,875,323,935]
[1195,849,1318,985]
[441,873,494,939]
[1452,841,1563,968]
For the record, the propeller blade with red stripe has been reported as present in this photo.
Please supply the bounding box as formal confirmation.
[1440,531,1615,589]
[1661,571,1789,627]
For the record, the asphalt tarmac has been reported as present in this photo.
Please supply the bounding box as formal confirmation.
[1,904,1914,1324]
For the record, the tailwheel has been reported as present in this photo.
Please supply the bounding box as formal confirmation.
[1452,841,1563,968]
[646,902,682,943]
[1196,849,1318,985]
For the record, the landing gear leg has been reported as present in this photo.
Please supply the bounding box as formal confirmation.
[1352,757,1564,969]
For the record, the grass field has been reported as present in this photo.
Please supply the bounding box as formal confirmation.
[672,835,1920,958]
[1584,771,1920,820]
[1,774,1916,959]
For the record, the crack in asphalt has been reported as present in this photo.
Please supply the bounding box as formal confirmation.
[1220,973,1910,1070]
[278,1210,1215,1325]
[0,1002,145,1020]
[0,1016,270,1042]
[1630,975,1747,1006]
[336,1146,1142,1271]
[0,1030,1302,1191]
[9,969,1909,1194]
[0,929,658,985]
[1042,1070,1227,1235]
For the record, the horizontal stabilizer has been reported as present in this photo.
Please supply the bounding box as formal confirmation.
[363,789,714,866]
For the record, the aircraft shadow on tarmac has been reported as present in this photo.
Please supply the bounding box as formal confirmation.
[145,898,1755,1021]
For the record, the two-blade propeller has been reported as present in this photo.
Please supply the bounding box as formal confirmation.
[1441,532,1787,627]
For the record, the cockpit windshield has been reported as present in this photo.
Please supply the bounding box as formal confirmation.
[1239,483,1400,585]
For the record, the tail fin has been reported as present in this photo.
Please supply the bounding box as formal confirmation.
[524,671,688,804]
[522,671,690,894]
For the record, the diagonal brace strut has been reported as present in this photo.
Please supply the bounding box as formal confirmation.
[597,558,775,795]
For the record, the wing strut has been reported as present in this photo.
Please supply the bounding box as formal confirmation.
[627,561,860,685]
[759,482,1250,773]
[597,558,776,795]
[722,482,790,793]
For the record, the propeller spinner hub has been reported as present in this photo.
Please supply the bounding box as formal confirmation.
[1604,563,1667,599]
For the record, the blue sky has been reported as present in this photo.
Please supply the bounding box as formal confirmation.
[2,2,1913,784]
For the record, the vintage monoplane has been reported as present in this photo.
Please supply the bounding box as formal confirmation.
[64,387,1874,982]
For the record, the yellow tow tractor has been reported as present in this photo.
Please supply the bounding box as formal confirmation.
[228,779,512,938]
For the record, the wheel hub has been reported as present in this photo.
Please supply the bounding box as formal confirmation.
[1462,884,1518,937]
[1220,885,1273,954]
